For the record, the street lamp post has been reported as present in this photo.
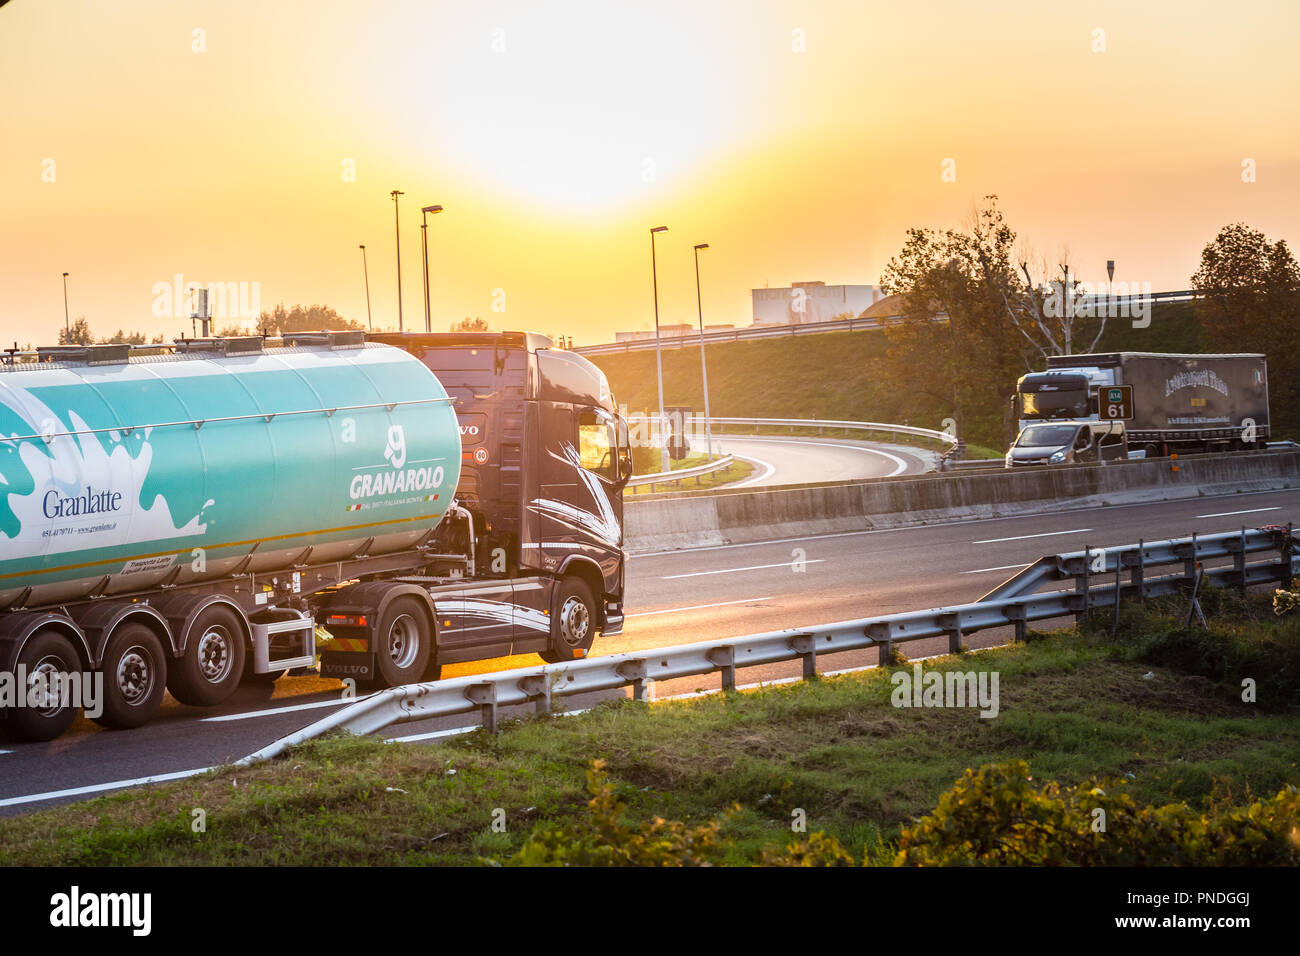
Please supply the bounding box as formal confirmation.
[359,245,373,331]
[391,189,405,331]
[693,243,715,461]
[61,272,70,342]
[649,226,670,474]
[421,204,443,333]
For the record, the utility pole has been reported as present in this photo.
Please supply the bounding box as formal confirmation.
[649,226,670,474]
[391,190,405,331]
[420,204,443,333]
[61,272,70,342]
[693,243,715,460]
[360,245,373,331]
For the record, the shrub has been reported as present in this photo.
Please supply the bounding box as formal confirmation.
[501,761,732,866]
[895,760,1300,866]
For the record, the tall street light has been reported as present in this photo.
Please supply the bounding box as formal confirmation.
[649,226,670,474]
[61,272,70,342]
[421,204,443,333]
[390,189,405,331]
[359,245,373,331]
[693,243,715,461]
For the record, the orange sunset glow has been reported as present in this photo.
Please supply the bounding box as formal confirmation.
[3,0,1298,345]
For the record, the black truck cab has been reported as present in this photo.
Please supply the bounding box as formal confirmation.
[358,331,631,670]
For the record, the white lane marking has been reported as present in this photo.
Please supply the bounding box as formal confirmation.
[727,453,776,488]
[973,528,1091,544]
[0,749,11,755]
[961,563,1030,575]
[723,436,911,478]
[627,487,1300,560]
[662,560,825,579]
[203,695,371,723]
[1195,506,1281,518]
[627,596,775,618]
[0,767,214,808]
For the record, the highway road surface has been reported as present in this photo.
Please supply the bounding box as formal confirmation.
[2,487,1296,815]
[697,433,936,487]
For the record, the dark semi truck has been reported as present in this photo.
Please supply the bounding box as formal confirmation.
[1014,352,1270,457]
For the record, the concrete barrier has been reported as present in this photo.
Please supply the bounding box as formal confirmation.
[624,450,1300,552]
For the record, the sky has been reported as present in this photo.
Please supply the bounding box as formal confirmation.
[2,0,1298,346]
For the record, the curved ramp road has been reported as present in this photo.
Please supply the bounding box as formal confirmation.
[698,434,935,488]
[1,487,1297,815]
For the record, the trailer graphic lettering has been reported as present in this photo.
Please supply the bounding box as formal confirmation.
[0,390,211,558]
[1165,369,1229,398]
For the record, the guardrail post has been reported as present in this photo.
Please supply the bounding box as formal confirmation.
[1182,533,1198,586]
[465,682,498,734]
[867,622,892,665]
[1131,539,1146,602]
[1005,604,1027,642]
[707,646,737,691]
[789,634,817,680]
[938,612,964,653]
[517,675,551,715]
[1284,523,1295,586]
[1229,528,1247,596]
[1076,546,1091,624]
[616,659,650,700]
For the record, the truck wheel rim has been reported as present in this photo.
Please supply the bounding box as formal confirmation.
[197,626,234,683]
[117,646,154,706]
[559,597,590,647]
[28,655,70,717]
[387,614,418,670]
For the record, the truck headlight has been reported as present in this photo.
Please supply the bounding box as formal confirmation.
[1049,449,1067,463]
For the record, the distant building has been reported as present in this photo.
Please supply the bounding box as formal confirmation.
[752,281,885,326]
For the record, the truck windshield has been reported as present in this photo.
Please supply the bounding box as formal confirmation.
[1020,388,1090,419]
[417,346,527,403]
[1017,425,1079,447]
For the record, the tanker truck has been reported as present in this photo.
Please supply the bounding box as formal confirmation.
[0,330,630,741]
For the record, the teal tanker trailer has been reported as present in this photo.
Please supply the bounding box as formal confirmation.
[0,330,632,742]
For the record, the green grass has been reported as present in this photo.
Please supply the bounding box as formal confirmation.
[2,588,1296,866]
[627,450,755,495]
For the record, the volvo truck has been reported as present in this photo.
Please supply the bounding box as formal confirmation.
[0,330,630,741]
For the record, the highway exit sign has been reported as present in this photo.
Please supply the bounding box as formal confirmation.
[1101,385,1134,421]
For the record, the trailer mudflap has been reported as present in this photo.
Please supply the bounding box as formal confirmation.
[321,652,376,682]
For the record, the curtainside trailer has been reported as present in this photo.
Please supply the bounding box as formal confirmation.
[0,330,630,741]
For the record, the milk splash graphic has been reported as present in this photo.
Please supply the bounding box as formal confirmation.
[0,388,211,560]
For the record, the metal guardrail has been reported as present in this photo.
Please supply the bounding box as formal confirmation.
[623,416,958,491]
[573,291,1202,356]
[240,525,1295,764]
[704,416,957,451]
[574,314,901,356]
[627,454,735,490]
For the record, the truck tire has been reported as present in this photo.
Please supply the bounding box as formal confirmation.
[95,624,167,730]
[167,605,246,707]
[540,577,596,663]
[372,597,433,688]
[8,630,82,742]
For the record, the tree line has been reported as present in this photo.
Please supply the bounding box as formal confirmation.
[877,196,1300,445]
